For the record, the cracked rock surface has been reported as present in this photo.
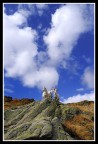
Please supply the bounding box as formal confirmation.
[4,99,94,140]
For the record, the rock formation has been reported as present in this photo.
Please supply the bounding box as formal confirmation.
[4,98,94,140]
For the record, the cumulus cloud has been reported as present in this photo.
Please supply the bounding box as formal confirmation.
[61,91,94,104]
[4,4,94,90]
[81,67,94,89]
[22,66,59,89]
[3,6,58,90]
[18,4,48,16]
[18,4,35,16]
[4,9,38,77]
[44,4,94,66]
[36,4,48,16]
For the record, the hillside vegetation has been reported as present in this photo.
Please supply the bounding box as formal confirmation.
[4,96,35,110]
[4,97,94,140]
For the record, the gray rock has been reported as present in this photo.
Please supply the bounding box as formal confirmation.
[40,123,52,139]
[4,99,94,140]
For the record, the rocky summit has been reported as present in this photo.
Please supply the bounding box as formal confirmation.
[4,98,94,140]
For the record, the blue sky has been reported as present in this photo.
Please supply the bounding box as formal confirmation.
[3,3,95,103]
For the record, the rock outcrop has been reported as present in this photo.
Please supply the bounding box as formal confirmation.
[4,99,94,140]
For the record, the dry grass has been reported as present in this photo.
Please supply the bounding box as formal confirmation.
[4,102,12,110]
[63,101,94,140]
[4,98,34,110]
[64,116,94,140]
[68,102,94,114]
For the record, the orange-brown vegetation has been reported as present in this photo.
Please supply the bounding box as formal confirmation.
[62,101,94,140]
[4,96,35,110]
[68,101,94,114]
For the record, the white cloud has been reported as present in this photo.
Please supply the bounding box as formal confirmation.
[61,91,94,104]
[76,88,84,92]
[62,57,81,76]
[18,4,48,16]
[81,67,94,89]
[36,4,48,16]
[36,4,48,9]
[3,6,58,90]
[22,66,59,90]
[4,88,14,93]
[4,4,94,91]
[4,9,38,77]
[82,55,91,63]
[18,4,35,16]
[44,4,94,67]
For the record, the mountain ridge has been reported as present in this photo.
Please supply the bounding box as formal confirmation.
[4,97,94,140]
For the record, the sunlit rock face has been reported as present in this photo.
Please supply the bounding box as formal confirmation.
[4,98,94,140]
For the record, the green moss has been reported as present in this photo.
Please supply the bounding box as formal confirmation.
[40,124,52,139]
[4,99,94,140]
[15,119,52,140]
[55,108,62,118]
[4,122,31,140]
[58,134,67,140]
[31,128,41,137]
[5,107,32,127]
[4,109,23,122]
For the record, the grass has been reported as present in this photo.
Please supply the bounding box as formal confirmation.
[62,101,94,140]
[4,98,35,110]
[4,99,94,140]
